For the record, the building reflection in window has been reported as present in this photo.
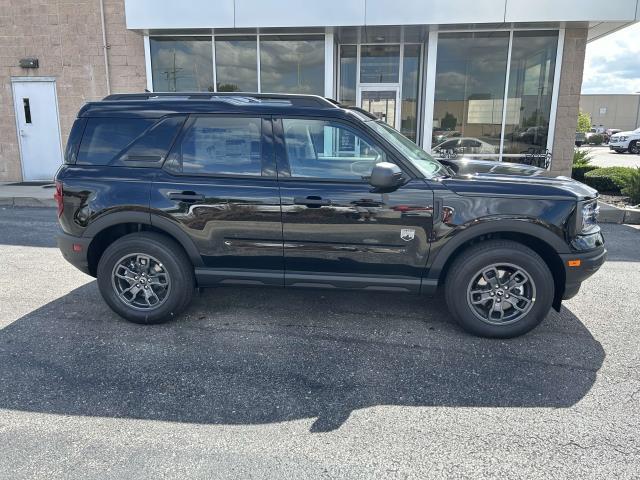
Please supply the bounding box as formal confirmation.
[150,37,214,92]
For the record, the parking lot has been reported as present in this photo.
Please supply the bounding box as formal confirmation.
[0,207,638,479]
[580,145,640,168]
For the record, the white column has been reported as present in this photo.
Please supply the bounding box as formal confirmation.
[143,35,153,92]
[324,31,335,99]
[547,28,566,166]
[421,30,438,151]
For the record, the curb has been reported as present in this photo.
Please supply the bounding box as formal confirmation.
[599,201,640,225]
[0,197,56,208]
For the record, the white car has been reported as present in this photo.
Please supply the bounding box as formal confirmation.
[433,137,497,156]
[609,127,640,154]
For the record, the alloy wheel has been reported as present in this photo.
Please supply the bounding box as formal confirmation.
[111,253,171,310]
[466,263,536,325]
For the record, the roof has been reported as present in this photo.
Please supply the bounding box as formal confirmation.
[78,92,358,119]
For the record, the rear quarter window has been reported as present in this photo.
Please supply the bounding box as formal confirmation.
[77,118,154,165]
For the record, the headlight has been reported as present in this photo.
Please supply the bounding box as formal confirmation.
[619,136,628,141]
[581,200,599,232]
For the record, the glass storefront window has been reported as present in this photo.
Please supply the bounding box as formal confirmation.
[432,32,509,158]
[150,37,214,92]
[502,31,558,157]
[215,36,258,92]
[339,45,357,106]
[360,45,400,83]
[259,35,325,95]
[401,44,421,141]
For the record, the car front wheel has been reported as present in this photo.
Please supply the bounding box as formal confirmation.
[445,240,554,338]
[97,232,194,324]
[629,141,639,155]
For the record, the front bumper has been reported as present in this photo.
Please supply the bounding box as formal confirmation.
[609,143,629,150]
[559,246,607,300]
[57,230,93,276]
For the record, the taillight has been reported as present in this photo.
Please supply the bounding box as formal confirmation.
[54,181,63,217]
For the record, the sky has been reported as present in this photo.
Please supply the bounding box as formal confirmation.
[582,22,640,94]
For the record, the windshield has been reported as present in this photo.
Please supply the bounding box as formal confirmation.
[366,121,448,178]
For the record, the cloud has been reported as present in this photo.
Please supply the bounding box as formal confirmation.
[582,23,640,94]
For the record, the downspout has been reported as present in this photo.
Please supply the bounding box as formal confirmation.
[99,0,111,95]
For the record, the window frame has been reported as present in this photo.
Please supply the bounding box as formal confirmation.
[162,113,276,179]
[273,115,408,184]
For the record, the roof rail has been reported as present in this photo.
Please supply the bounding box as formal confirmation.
[102,92,338,108]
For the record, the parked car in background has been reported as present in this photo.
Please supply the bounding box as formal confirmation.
[575,131,586,147]
[432,137,497,156]
[609,127,640,154]
[604,128,622,144]
[431,130,461,146]
[55,92,605,339]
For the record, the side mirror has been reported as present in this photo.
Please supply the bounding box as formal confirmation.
[368,162,404,192]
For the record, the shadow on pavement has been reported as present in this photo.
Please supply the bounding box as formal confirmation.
[0,283,605,432]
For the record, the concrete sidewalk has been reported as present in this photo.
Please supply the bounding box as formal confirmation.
[0,182,56,208]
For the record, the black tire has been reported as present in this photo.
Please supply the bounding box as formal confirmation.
[97,232,194,324]
[629,141,639,155]
[444,240,554,338]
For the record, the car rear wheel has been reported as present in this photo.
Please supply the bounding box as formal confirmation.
[97,232,194,324]
[444,240,554,338]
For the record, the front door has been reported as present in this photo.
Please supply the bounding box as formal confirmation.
[358,87,400,129]
[11,78,63,181]
[275,117,434,292]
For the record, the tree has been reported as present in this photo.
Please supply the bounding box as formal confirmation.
[440,112,458,130]
[577,111,591,133]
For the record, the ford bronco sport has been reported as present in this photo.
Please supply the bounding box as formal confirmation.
[55,93,606,338]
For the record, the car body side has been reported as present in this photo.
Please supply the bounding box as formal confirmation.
[56,100,605,313]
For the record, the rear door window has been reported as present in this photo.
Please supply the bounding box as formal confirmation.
[77,118,153,165]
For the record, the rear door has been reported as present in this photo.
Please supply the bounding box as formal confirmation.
[274,116,435,292]
[151,114,283,286]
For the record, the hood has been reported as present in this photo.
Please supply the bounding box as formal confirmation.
[611,130,637,137]
[438,158,598,201]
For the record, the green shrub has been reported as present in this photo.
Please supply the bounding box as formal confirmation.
[572,164,598,182]
[588,134,604,145]
[583,166,636,193]
[573,148,592,165]
[622,167,640,205]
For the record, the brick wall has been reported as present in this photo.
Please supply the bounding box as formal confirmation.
[0,0,145,182]
[550,26,588,177]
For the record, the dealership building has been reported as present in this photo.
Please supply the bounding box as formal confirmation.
[1,0,639,182]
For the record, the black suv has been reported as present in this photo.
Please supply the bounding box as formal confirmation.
[55,93,606,338]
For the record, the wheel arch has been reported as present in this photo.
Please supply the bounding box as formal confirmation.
[427,220,568,311]
[84,212,203,276]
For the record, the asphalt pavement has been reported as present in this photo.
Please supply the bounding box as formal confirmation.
[581,145,640,168]
[0,207,638,479]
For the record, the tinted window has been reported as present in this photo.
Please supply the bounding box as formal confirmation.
[64,118,86,164]
[77,118,153,165]
[215,36,258,92]
[179,116,262,176]
[150,37,214,92]
[121,116,186,162]
[259,35,325,95]
[282,119,386,180]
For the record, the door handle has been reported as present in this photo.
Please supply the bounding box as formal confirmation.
[168,192,205,202]
[19,129,26,137]
[293,196,332,208]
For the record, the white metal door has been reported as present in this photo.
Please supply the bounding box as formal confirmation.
[11,78,63,181]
